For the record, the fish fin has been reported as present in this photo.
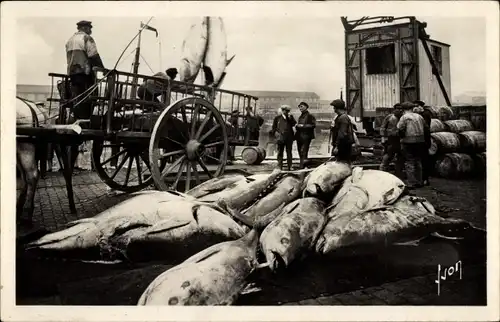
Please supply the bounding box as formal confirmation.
[202,66,214,86]
[245,177,256,182]
[351,167,364,183]
[145,218,192,235]
[255,262,270,270]
[393,236,427,247]
[191,204,201,224]
[254,202,286,230]
[190,247,222,264]
[240,282,262,295]
[65,218,96,227]
[430,232,464,241]
[226,54,236,66]
[218,200,254,228]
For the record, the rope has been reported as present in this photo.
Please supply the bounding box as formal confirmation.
[140,53,155,73]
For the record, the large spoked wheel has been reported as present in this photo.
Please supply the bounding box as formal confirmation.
[149,97,229,192]
[92,139,157,192]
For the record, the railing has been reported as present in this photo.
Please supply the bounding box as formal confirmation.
[46,68,260,145]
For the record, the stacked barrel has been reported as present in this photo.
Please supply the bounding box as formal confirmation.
[428,106,486,179]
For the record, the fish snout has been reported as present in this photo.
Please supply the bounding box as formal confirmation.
[315,236,326,254]
[270,251,287,272]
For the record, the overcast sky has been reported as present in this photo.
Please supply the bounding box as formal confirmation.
[16,16,485,99]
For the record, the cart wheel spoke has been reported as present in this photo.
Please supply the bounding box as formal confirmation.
[185,161,192,191]
[135,155,143,185]
[110,152,130,180]
[140,152,152,172]
[195,111,213,140]
[101,149,127,166]
[124,156,134,185]
[192,162,200,185]
[172,159,186,190]
[166,137,186,148]
[161,155,186,180]
[190,104,200,138]
[204,140,225,149]
[180,105,188,124]
[199,124,221,143]
[160,149,185,159]
[171,118,189,143]
[197,157,212,179]
[204,154,221,163]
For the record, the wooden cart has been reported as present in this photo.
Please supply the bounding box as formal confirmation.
[17,67,260,201]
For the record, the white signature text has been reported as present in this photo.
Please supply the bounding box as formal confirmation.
[435,260,462,295]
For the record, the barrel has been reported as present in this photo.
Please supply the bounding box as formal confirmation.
[435,153,475,178]
[458,131,486,152]
[428,132,462,156]
[430,118,446,133]
[428,106,454,121]
[472,152,486,177]
[241,146,267,165]
[444,119,474,133]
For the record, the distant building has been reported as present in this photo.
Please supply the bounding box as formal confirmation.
[16,84,57,103]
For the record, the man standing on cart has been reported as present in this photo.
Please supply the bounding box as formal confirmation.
[137,68,179,104]
[66,20,105,121]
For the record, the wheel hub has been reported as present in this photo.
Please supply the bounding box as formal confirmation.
[185,139,205,161]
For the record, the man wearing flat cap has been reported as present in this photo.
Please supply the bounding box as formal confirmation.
[413,99,432,185]
[65,20,105,120]
[269,105,297,171]
[379,103,404,178]
[330,99,356,164]
[295,101,316,169]
[397,101,429,188]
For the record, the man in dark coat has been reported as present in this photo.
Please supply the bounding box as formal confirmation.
[413,99,432,185]
[244,106,264,143]
[330,99,355,164]
[269,105,296,171]
[295,101,316,169]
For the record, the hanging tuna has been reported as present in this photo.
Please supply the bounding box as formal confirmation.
[178,17,209,83]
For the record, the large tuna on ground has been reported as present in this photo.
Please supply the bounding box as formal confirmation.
[108,199,248,262]
[240,172,308,224]
[302,161,352,201]
[24,191,233,261]
[315,194,473,255]
[136,208,283,305]
[198,169,284,211]
[259,197,326,271]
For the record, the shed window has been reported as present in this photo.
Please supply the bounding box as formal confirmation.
[431,45,443,75]
[365,44,396,75]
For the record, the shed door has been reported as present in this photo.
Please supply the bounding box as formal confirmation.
[399,39,418,103]
[346,48,362,118]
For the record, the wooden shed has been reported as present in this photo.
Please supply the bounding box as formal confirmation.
[341,16,452,131]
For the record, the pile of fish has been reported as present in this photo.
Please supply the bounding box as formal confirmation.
[25,162,478,305]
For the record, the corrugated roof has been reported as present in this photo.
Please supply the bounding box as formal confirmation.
[238,90,321,99]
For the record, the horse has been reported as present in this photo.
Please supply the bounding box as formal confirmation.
[16,96,51,225]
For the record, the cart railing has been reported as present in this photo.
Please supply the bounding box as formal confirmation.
[47,68,261,145]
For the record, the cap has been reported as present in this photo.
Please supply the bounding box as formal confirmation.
[281,105,291,111]
[330,99,346,110]
[413,106,424,113]
[401,101,416,110]
[393,103,402,109]
[77,20,92,28]
[298,101,309,109]
[413,100,425,107]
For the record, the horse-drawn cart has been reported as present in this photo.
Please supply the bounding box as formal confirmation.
[16,67,259,218]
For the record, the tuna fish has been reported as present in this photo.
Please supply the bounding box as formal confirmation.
[108,200,248,262]
[326,167,406,219]
[315,194,473,255]
[241,172,308,223]
[302,161,352,201]
[25,191,231,258]
[185,174,246,198]
[199,169,284,211]
[136,208,283,306]
[202,17,235,88]
[179,17,209,83]
[315,168,406,254]
[259,197,326,271]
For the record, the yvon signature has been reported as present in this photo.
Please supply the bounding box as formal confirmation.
[435,261,462,295]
